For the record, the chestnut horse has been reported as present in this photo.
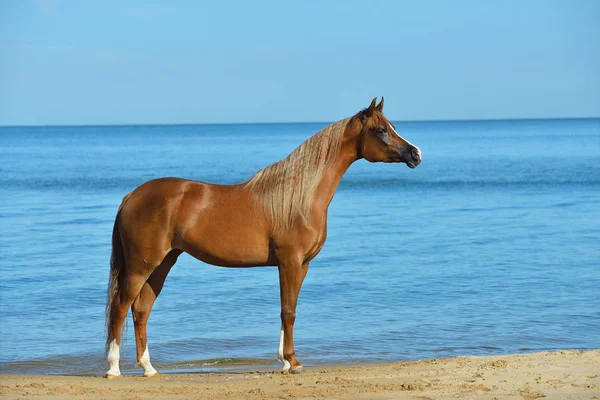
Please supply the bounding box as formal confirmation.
[105,97,421,378]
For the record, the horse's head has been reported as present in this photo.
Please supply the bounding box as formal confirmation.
[354,97,421,168]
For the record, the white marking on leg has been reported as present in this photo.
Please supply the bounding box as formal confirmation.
[106,339,121,377]
[137,345,158,377]
[277,327,291,372]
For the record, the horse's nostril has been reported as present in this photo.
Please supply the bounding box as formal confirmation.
[411,147,421,161]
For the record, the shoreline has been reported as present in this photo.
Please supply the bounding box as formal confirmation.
[1,350,598,399]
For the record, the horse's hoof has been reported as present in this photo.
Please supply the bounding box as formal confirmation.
[280,359,291,373]
[105,373,121,379]
[143,371,161,378]
[290,365,303,374]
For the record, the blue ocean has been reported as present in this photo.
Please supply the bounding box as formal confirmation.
[1,118,599,376]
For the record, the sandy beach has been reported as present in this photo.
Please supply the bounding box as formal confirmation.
[1,350,598,399]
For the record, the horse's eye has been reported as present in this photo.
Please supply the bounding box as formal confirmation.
[374,127,390,144]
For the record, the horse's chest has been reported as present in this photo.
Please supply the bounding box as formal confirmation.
[303,219,328,263]
[306,235,326,263]
[277,212,328,264]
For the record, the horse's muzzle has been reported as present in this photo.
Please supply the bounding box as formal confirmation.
[405,146,422,168]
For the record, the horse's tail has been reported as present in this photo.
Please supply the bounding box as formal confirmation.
[105,194,131,357]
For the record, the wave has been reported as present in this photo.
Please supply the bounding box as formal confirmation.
[0,355,276,376]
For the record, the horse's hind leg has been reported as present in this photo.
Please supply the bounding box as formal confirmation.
[131,250,181,377]
[106,267,152,378]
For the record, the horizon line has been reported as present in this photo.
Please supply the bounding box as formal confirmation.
[0,115,598,129]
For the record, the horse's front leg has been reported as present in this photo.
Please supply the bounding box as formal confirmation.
[277,257,309,373]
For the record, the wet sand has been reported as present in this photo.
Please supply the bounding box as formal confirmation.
[1,350,598,399]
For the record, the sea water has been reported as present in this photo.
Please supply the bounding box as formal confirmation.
[0,118,599,375]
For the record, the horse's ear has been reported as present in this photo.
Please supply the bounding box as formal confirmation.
[376,97,384,112]
[366,97,377,117]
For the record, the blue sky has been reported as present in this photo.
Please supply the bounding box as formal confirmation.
[1,0,599,125]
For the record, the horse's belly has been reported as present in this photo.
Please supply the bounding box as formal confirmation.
[181,231,272,267]
[176,212,273,267]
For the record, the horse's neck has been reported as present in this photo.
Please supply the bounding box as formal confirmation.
[312,136,358,212]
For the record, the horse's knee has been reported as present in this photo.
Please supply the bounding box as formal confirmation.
[132,306,149,325]
[281,307,296,323]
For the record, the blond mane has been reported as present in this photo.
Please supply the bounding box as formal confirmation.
[244,118,349,232]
